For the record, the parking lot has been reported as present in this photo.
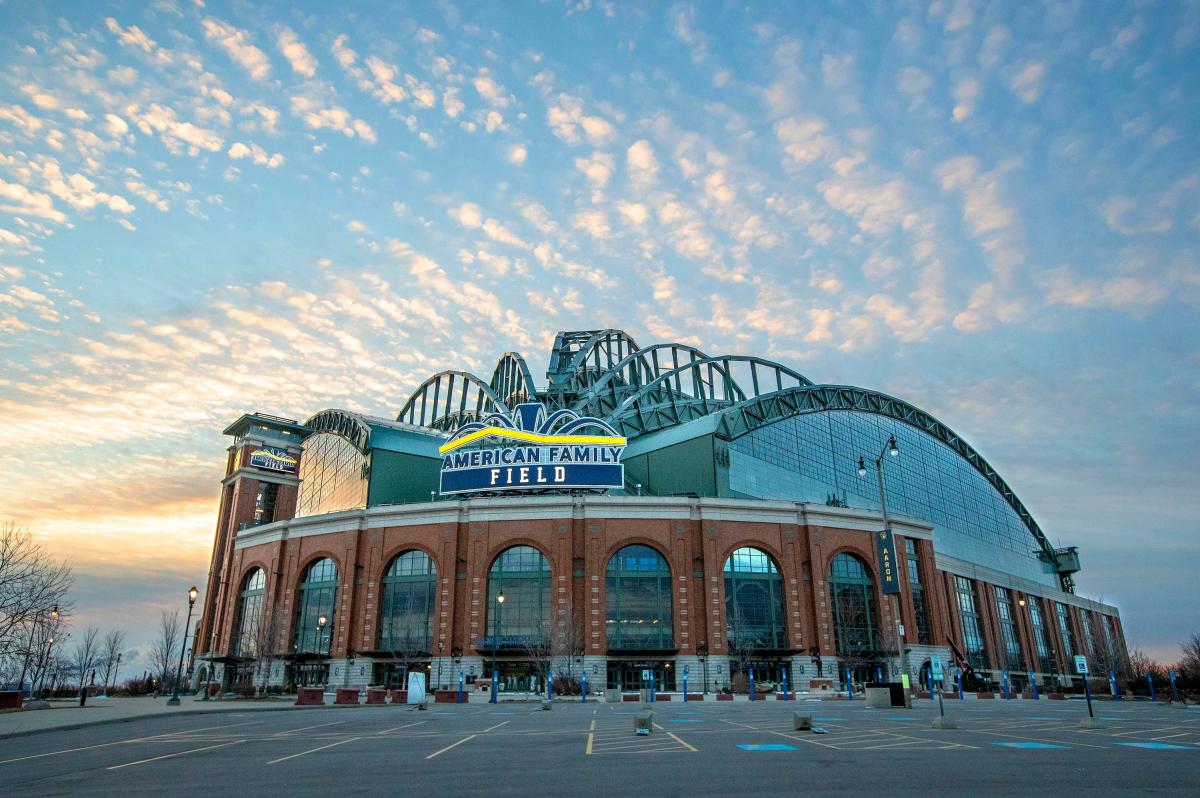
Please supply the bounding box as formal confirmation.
[2,698,1197,796]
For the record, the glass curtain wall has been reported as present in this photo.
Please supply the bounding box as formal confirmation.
[605,545,674,651]
[1079,610,1097,659]
[994,587,1025,670]
[486,546,551,647]
[296,432,368,517]
[1028,599,1055,673]
[1055,602,1076,659]
[378,551,437,654]
[955,576,987,669]
[828,553,878,656]
[233,568,266,658]
[904,539,931,644]
[723,547,787,651]
[293,557,338,654]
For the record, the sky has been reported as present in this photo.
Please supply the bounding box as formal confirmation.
[0,0,1197,676]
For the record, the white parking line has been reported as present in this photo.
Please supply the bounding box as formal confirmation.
[267,737,360,764]
[0,720,262,765]
[107,740,243,770]
[273,720,346,736]
[375,721,427,734]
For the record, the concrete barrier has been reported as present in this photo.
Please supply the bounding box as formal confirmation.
[390,689,408,704]
[295,686,324,706]
[335,688,359,705]
[793,712,812,730]
[0,691,23,709]
[366,688,387,705]
[685,693,705,701]
[716,693,733,701]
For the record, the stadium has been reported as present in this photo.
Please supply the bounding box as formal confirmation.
[193,329,1126,698]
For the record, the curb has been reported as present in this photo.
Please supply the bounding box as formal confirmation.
[0,704,323,741]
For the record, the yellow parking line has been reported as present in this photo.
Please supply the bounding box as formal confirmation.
[666,732,697,752]
[425,734,477,760]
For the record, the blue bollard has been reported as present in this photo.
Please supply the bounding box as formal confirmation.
[1146,672,1156,701]
[876,666,883,684]
[1169,670,1180,703]
[683,674,688,703]
[458,671,464,704]
[1002,670,1010,700]
[749,667,755,702]
[547,672,553,701]
[847,667,853,700]
[1109,671,1118,700]
[1029,672,1039,700]
[781,667,789,701]
[491,669,498,704]
[956,671,964,700]
[649,670,655,703]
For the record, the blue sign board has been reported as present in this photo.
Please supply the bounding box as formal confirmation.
[876,528,901,595]
[249,445,297,473]
[439,403,625,495]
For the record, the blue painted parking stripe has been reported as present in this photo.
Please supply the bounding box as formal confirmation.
[738,744,796,751]
[884,716,916,721]
[815,717,844,721]
[670,719,703,723]
[992,742,1068,749]
[1115,742,1196,750]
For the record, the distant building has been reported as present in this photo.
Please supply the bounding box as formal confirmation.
[194,329,1125,696]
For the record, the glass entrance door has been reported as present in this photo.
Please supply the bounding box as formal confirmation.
[606,660,677,691]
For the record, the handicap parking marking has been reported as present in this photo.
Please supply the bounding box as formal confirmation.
[992,742,1069,749]
[738,744,796,751]
[814,717,845,722]
[883,716,917,721]
[670,719,703,723]
[1114,742,1197,750]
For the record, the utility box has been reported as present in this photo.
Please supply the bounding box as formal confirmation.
[634,711,653,735]
[793,712,813,730]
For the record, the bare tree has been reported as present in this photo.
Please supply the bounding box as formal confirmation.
[550,614,586,692]
[149,611,181,694]
[1180,633,1200,679]
[253,603,288,694]
[0,522,73,678]
[71,626,101,703]
[520,627,553,696]
[98,630,126,693]
[725,603,764,692]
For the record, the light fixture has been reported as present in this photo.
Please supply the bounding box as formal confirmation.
[888,435,899,457]
[188,586,199,604]
[50,605,59,619]
[857,457,867,477]
[1018,597,1026,607]
[497,592,505,604]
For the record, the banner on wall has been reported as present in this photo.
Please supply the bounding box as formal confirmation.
[876,528,901,595]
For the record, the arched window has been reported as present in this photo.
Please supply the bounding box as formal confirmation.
[486,546,550,648]
[294,557,338,654]
[378,551,437,654]
[829,553,878,655]
[233,568,266,658]
[723,547,787,651]
[606,545,673,650]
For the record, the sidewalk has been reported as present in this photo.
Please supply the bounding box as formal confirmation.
[0,696,309,740]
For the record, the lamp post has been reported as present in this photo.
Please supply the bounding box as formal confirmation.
[490,591,505,703]
[20,604,57,699]
[316,614,328,686]
[437,642,444,690]
[858,434,906,685]
[697,641,709,694]
[167,586,199,706]
[109,652,122,695]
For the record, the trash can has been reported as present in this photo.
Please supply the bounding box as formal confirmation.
[634,711,653,735]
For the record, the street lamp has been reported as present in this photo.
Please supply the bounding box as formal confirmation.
[697,641,709,694]
[857,435,907,686]
[490,591,505,703]
[315,614,328,688]
[167,586,199,706]
[437,641,445,690]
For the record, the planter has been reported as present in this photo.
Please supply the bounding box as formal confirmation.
[435,690,463,703]
[390,689,408,704]
[976,692,996,700]
[366,688,387,705]
[0,691,22,709]
[335,688,359,705]
[654,694,671,701]
[622,694,640,702]
[295,686,324,706]
[1047,693,1066,700]
[775,693,795,700]
[716,693,734,701]
[941,690,960,700]
[685,693,705,701]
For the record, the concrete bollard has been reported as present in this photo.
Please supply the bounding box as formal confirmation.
[931,716,958,729]
[793,712,813,731]
[1079,716,1104,729]
[634,710,653,735]
[542,700,552,711]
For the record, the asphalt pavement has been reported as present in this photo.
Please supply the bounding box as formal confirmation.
[1,697,1197,796]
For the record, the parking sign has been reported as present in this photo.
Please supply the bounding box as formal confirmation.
[931,658,944,681]
[1074,655,1088,675]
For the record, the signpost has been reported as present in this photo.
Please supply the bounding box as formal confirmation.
[932,658,946,718]
[1075,655,1093,718]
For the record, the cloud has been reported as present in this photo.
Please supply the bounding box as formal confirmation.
[1039,266,1167,309]
[775,117,836,166]
[443,87,465,117]
[952,77,981,122]
[508,144,527,166]
[448,202,483,228]
[546,93,616,146]
[201,18,271,81]
[572,209,612,239]
[290,94,376,142]
[575,151,614,189]
[227,141,285,168]
[277,27,317,77]
[473,69,509,108]
[626,139,659,185]
[1010,61,1046,103]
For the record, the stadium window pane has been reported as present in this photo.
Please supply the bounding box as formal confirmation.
[605,545,673,650]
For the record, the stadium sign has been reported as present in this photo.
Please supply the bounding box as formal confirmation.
[249,445,298,473]
[439,403,626,495]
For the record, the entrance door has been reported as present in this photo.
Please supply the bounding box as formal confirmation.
[606,661,676,691]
